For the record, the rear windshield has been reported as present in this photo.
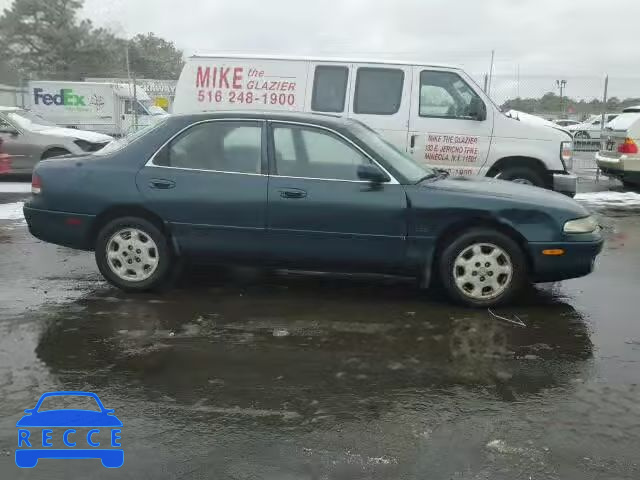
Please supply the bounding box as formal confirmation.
[606,113,640,131]
[93,119,168,156]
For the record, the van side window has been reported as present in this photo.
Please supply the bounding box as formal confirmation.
[124,100,149,116]
[156,121,262,173]
[312,66,349,113]
[353,68,404,115]
[419,71,484,120]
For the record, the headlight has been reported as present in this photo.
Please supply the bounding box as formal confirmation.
[560,141,573,171]
[564,216,598,234]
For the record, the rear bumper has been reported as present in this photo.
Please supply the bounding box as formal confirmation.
[596,152,640,184]
[23,206,94,250]
[552,172,578,197]
[528,238,604,282]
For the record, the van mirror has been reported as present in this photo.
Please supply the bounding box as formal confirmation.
[357,164,390,183]
[467,97,487,121]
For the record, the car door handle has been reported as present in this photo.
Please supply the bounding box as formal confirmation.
[279,188,307,199]
[410,134,417,149]
[149,179,175,189]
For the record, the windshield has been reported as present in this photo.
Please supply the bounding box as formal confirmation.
[6,109,57,130]
[93,118,168,156]
[349,121,432,183]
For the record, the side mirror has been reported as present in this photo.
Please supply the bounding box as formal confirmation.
[468,98,487,121]
[357,164,390,183]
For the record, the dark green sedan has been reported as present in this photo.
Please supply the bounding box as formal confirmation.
[23,112,603,307]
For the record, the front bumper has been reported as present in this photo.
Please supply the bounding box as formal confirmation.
[552,172,578,197]
[23,206,95,250]
[528,237,604,283]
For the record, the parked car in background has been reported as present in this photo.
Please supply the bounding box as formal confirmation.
[0,137,10,174]
[554,119,581,127]
[567,113,619,140]
[596,110,640,187]
[173,54,576,195]
[0,106,112,174]
[24,111,602,307]
[27,81,168,137]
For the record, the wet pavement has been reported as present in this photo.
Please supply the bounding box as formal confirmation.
[1,180,640,479]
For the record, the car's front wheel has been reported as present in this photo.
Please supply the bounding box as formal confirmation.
[95,217,172,291]
[439,228,527,307]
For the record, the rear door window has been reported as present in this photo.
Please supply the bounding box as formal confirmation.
[312,66,349,113]
[353,68,404,115]
[156,121,262,173]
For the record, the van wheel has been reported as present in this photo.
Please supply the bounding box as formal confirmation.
[439,228,527,307]
[494,166,546,188]
[95,217,172,292]
[41,148,70,159]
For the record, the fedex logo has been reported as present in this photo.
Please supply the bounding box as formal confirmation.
[33,88,85,107]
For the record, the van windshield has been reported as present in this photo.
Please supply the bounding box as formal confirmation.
[348,120,433,183]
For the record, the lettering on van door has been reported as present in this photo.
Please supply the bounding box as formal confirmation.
[424,134,479,164]
[195,65,298,108]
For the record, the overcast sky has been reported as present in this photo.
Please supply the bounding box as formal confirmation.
[1,0,637,99]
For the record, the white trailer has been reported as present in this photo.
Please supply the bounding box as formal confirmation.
[27,81,168,137]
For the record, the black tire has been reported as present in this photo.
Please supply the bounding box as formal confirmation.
[41,148,70,159]
[495,166,546,188]
[95,217,172,292]
[439,228,528,307]
[574,131,590,140]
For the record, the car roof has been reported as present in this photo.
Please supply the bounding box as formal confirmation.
[172,110,359,129]
[189,53,459,70]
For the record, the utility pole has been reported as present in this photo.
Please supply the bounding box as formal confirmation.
[125,44,137,134]
[556,79,567,116]
[487,50,495,96]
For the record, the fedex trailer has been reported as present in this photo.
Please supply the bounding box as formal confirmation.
[27,81,168,137]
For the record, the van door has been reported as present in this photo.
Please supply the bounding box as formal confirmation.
[346,63,412,151]
[408,68,493,177]
[121,100,150,136]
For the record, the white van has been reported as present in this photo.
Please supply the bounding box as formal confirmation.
[173,54,576,195]
[27,81,168,137]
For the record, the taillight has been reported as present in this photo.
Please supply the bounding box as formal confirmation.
[618,138,639,154]
[31,173,42,194]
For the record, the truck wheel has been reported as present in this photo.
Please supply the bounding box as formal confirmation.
[494,166,546,188]
[439,228,527,307]
[41,148,70,159]
[95,217,172,292]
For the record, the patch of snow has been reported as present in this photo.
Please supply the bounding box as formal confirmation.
[0,202,24,221]
[575,191,640,207]
[0,182,31,193]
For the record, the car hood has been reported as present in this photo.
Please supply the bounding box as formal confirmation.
[16,410,123,427]
[423,175,588,215]
[36,127,113,143]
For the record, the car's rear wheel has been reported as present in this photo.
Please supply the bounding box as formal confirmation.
[41,148,70,159]
[494,166,546,188]
[95,217,172,291]
[439,228,527,307]
[574,131,590,140]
